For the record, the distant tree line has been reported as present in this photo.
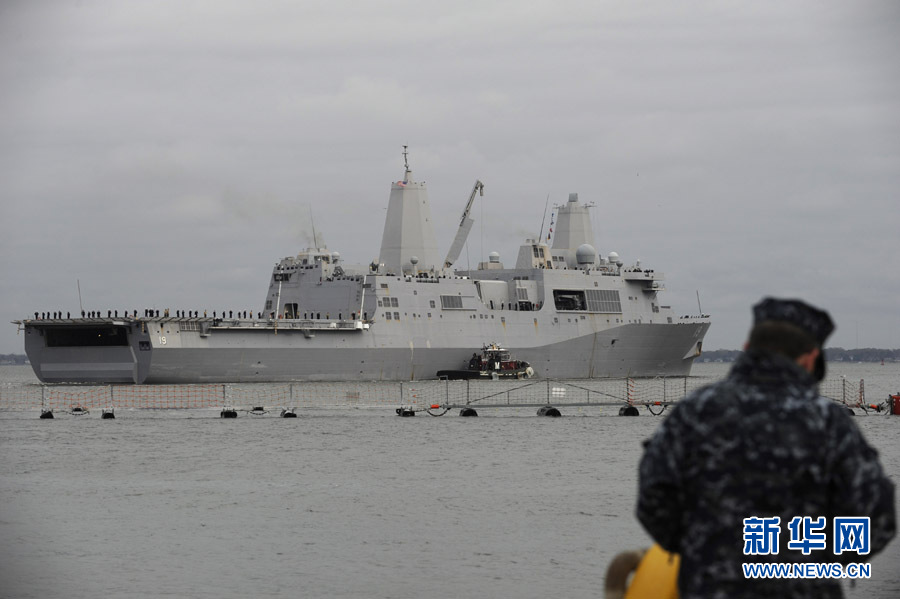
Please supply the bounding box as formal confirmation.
[0,354,29,365]
[701,348,900,363]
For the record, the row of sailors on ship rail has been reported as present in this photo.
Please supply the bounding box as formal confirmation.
[31,309,265,320]
[32,302,551,322]
[492,301,542,311]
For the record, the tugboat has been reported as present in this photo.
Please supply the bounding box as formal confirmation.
[437,343,535,380]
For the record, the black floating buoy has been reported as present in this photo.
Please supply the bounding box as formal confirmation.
[459,407,478,417]
[39,409,54,419]
[281,408,297,418]
[618,406,640,416]
[101,409,115,419]
[220,408,238,418]
[395,407,415,417]
[537,406,561,417]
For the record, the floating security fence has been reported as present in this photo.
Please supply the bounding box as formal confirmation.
[0,380,423,412]
[0,375,874,414]
[402,377,710,411]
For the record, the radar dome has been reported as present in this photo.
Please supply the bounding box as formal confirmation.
[489,251,500,263]
[410,256,419,265]
[608,252,620,263]
[576,244,596,265]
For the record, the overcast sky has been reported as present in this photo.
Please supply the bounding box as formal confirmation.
[1,0,898,355]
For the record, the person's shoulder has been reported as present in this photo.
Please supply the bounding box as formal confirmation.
[812,396,858,427]
[651,381,737,436]
[803,397,882,459]
[676,378,741,415]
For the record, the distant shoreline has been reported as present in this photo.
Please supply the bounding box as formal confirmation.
[1,354,29,366]
[701,348,899,364]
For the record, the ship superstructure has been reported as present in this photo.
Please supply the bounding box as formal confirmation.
[15,151,710,384]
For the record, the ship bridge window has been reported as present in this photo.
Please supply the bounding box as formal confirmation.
[440,295,464,309]
[274,273,292,282]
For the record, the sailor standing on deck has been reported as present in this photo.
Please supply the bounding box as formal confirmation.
[637,297,895,599]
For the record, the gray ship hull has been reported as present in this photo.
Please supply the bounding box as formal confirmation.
[21,315,708,384]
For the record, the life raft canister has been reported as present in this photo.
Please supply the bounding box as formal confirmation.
[891,394,900,416]
[605,543,679,599]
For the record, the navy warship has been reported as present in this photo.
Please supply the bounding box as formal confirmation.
[15,151,710,384]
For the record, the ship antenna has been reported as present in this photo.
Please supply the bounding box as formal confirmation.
[696,290,703,316]
[538,193,550,242]
[309,205,319,249]
[77,279,84,315]
[402,145,409,172]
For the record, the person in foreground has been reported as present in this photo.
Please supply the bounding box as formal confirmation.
[637,297,896,598]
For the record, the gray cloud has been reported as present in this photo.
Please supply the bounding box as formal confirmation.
[2,0,899,353]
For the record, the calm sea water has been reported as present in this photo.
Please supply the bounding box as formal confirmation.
[1,362,898,598]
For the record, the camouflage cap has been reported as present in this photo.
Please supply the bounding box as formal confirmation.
[752,297,835,347]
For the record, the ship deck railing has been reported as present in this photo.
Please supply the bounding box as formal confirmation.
[14,316,370,331]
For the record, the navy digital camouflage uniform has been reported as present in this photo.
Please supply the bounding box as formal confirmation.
[637,301,896,599]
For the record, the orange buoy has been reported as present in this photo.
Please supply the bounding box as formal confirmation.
[431,404,440,409]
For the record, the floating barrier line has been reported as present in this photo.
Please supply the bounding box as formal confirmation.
[444,401,645,410]
[0,376,871,413]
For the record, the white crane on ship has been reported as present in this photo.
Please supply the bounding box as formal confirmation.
[443,179,484,270]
